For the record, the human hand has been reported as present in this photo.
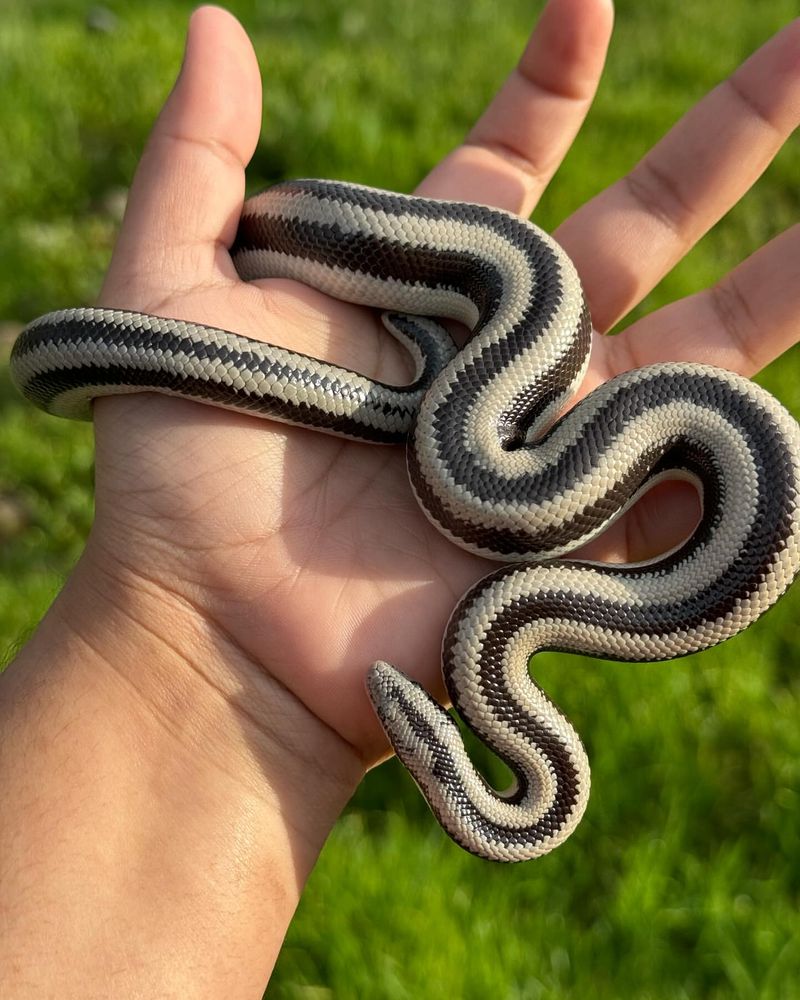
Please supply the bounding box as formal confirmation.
[6,3,800,992]
[78,3,800,782]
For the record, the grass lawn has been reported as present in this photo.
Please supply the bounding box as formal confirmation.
[1,1,799,997]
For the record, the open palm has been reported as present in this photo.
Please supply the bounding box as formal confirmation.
[86,3,800,762]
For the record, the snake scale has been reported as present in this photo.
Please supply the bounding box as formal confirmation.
[11,180,800,861]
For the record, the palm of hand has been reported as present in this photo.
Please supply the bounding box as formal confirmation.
[91,275,491,753]
[85,6,800,760]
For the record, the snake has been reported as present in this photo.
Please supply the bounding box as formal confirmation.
[10,179,800,862]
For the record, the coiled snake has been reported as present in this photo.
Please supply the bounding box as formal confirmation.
[11,180,800,862]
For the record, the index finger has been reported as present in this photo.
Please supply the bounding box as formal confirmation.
[417,0,614,216]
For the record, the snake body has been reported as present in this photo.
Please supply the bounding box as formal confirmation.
[11,179,800,862]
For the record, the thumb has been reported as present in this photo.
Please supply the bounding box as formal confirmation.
[102,6,262,301]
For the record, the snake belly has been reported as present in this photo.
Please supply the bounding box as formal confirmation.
[10,179,800,863]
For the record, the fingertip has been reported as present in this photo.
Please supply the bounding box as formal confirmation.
[420,0,615,213]
[139,6,261,227]
[169,4,262,167]
[530,0,614,98]
[102,4,263,300]
[185,4,258,57]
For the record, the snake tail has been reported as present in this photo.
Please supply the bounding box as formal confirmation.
[370,364,800,862]
[366,654,589,863]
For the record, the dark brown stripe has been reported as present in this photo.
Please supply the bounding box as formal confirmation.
[411,368,797,558]
[12,311,454,441]
[22,363,413,443]
[373,670,581,859]
[233,214,505,327]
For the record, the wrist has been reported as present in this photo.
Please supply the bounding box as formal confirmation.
[1,548,362,994]
[56,543,362,845]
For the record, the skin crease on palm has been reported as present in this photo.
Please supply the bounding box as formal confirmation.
[77,0,800,768]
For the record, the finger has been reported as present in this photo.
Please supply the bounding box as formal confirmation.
[103,6,262,295]
[417,0,613,215]
[556,18,800,334]
[605,222,800,377]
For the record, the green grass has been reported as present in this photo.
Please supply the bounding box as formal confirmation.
[2,0,800,997]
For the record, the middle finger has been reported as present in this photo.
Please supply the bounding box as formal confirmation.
[556,19,800,334]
